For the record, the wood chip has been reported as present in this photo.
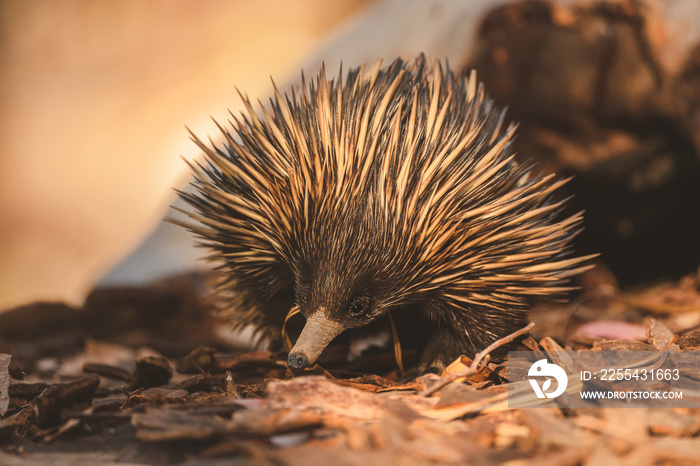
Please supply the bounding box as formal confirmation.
[0,354,10,416]
[647,318,677,350]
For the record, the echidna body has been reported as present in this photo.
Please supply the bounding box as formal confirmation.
[179,55,591,370]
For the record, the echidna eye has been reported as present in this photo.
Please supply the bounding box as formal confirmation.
[348,297,369,318]
[295,283,310,305]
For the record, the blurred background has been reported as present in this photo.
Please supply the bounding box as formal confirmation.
[1,0,699,312]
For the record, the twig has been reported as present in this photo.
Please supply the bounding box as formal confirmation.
[419,322,535,397]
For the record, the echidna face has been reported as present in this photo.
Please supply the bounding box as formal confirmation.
[285,198,421,369]
[289,281,390,371]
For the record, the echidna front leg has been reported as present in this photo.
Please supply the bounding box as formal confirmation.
[414,301,479,373]
[417,327,468,374]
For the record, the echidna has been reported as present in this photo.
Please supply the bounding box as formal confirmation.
[177,55,593,371]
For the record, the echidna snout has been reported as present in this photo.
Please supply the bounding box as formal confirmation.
[287,352,308,370]
[288,310,344,369]
[177,55,594,372]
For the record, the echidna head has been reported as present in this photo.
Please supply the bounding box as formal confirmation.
[288,207,407,369]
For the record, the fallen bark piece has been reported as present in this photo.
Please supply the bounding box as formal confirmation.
[647,318,677,349]
[539,337,575,373]
[167,374,225,393]
[8,382,50,402]
[677,328,700,350]
[329,377,417,393]
[132,356,173,389]
[0,354,10,416]
[31,374,100,427]
[82,362,133,382]
[132,408,227,442]
[132,388,190,403]
[229,408,325,436]
[592,340,659,351]
[266,376,386,421]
